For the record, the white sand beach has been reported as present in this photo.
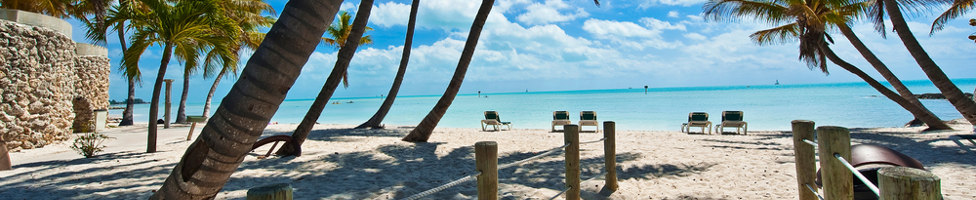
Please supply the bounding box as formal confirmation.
[1,122,974,199]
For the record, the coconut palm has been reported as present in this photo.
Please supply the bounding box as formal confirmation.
[931,0,976,33]
[322,11,374,88]
[0,0,72,18]
[99,0,146,126]
[152,0,344,198]
[969,19,976,43]
[868,0,976,125]
[402,0,495,142]
[356,0,421,129]
[200,0,276,119]
[703,0,951,130]
[122,0,238,153]
[280,0,375,156]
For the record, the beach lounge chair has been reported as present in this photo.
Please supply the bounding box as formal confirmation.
[552,111,572,131]
[681,112,712,134]
[579,111,599,132]
[481,111,512,131]
[716,111,748,135]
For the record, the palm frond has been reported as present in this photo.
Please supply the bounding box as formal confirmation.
[931,0,975,34]
[703,0,793,24]
[750,22,801,45]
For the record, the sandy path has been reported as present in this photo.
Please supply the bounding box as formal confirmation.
[1,122,973,199]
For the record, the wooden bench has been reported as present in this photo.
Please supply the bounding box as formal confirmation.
[185,116,207,141]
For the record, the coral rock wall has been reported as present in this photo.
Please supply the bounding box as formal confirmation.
[1,19,110,150]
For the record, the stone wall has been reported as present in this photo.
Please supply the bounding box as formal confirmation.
[72,55,110,132]
[0,20,76,149]
[1,11,110,150]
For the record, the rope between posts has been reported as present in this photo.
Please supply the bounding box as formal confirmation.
[400,172,482,200]
[580,137,606,145]
[802,139,818,147]
[549,187,571,200]
[833,153,880,197]
[805,183,826,200]
[401,137,609,200]
[499,143,570,170]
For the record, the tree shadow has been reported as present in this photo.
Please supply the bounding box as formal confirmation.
[226,135,714,199]
[0,150,175,199]
[847,131,976,167]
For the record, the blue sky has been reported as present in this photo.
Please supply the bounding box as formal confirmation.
[66,0,976,102]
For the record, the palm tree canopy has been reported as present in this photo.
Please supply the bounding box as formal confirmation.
[0,0,73,18]
[202,0,276,79]
[931,0,976,34]
[703,0,868,73]
[322,11,374,48]
[121,0,239,83]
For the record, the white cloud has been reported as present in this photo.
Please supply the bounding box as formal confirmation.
[640,17,686,31]
[516,0,589,25]
[369,1,411,27]
[668,11,680,18]
[684,33,707,40]
[638,0,709,8]
[583,19,659,38]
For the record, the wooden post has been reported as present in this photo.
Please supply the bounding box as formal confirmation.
[791,120,816,200]
[163,79,174,129]
[564,124,580,200]
[879,167,942,200]
[603,121,618,191]
[0,135,11,170]
[475,141,498,200]
[246,183,293,200]
[187,122,197,141]
[817,126,853,200]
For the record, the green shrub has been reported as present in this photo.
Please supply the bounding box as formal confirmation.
[71,131,111,158]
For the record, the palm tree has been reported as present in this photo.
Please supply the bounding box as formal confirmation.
[402,0,495,142]
[200,0,276,119]
[868,0,976,125]
[152,0,344,198]
[103,1,143,126]
[279,0,375,156]
[703,0,951,130]
[970,19,976,43]
[356,0,421,129]
[122,0,237,153]
[931,0,975,34]
[321,11,374,88]
[0,0,72,18]
[834,23,949,129]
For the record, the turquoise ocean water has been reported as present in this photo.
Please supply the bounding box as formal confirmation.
[112,79,976,131]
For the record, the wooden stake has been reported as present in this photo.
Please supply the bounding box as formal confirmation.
[476,141,498,200]
[163,79,173,129]
[246,183,293,200]
[564,124,580,200]
[879,167,942,200]
[791,120,816,200]
[817,126,853,200]
[603,121,618,191]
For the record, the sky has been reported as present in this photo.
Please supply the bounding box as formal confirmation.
[65,0,976,102]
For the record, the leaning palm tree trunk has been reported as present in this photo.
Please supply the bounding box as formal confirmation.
[120,78,136,126]
[882,0,976,125]
[147,43,174,153]
[280,0,374,156]
[820,43,953,129]
[402,0,495,142]
[836,24,950,130]
[201,67,226,118]
[357,0,421,129]
[175,64,192,124]
[119,26,135,126]
[151,0,343,198]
